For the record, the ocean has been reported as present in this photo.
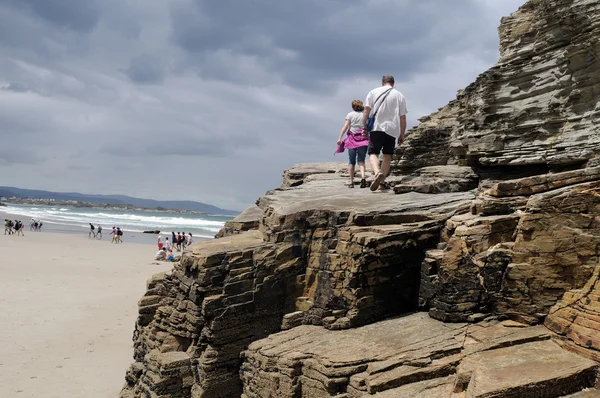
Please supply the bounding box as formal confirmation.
[1,204,235,242]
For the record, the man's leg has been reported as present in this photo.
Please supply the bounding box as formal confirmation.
[369,154,380,176]
[379,133,396,184]
[380,155,392,179]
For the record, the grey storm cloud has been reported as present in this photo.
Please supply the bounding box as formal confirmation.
[125,54,167,85]
[169,0,498,89]
[10,0,101,32]
[0,0,525,210]
[2,82,29,92]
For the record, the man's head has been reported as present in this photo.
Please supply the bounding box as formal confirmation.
[382,75,395,86]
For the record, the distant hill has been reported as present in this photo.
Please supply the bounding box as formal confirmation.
[0,186,239,215]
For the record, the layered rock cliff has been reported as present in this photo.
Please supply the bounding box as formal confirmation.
[121,0,600,397]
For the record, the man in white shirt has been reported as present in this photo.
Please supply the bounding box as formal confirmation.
[363,75,408,191]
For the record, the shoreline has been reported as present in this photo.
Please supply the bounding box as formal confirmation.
[0,230,174,398]
[1,200,220,216]
[0,209,216,245]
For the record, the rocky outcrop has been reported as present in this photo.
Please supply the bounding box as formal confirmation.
[214,205,262,238]
[121,0,600,397]
[394,0,600,173]
[121,172,474,398]
[241,313,597,397]
[426,171,600,324]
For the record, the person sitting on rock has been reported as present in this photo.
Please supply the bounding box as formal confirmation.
[362,75,408,191]
[336,100,370,188]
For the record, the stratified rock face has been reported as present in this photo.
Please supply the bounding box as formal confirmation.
[122,231,301,398]
[427,173,600,324]
[241,313,597,397]
[121,171,474,398]
[546,265,600,356]
[395,0,600,173]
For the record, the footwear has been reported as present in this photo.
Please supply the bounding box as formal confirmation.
[370,172,385,191]
[347,182,354,188]
[360,178,368,188]
[378,181,391,191]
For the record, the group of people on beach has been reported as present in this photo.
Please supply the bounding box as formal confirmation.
[89,223,124,243]
[29,219,43,232]
[336,75,408,190]
[4,219,27,236]
[154,232,194,261]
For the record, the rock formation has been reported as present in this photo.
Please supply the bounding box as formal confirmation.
[121,0,600,397]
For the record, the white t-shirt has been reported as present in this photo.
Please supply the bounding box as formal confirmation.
[345,111,364,134]
[365,86,408,138]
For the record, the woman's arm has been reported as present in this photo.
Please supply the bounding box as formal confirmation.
[337,120,350,144]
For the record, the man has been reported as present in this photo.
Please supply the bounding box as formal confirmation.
[363,75,408,191]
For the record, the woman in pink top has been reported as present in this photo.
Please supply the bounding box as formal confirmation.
[337,100,369,188]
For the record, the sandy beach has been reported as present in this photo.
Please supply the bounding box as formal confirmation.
[0,225,173,397]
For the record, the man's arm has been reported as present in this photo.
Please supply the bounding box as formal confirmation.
[362,107,371,136]
[398,115,407,145]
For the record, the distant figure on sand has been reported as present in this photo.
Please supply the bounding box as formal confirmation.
[97,225,103,240]
[165,237,171,251]
[15,220,24,236]
[180,232,186,251]
[154,247,167,261]
[167,250,175,261]
[363,75,408,191]
[337,100,369,188]
[111,227,117,243]
[116,227,123,243]
[187,233,193,247]
[158,234,164,250]
[89,223,96,238]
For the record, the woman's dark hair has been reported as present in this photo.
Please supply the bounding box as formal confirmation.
[352,100,364,112]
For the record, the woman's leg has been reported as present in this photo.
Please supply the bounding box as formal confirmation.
[347,149,357,185]
[358,163,366,178]
[357,146,368,179]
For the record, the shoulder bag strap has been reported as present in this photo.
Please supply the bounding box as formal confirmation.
[372,88,393,118]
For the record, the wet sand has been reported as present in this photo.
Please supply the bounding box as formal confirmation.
[0,228,173,398]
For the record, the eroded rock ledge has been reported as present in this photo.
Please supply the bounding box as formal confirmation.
[121,0,600,396]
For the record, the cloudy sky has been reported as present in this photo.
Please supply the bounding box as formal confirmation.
[0,0,524,211]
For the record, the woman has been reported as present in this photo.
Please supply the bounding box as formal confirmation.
[337,100,369,188]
